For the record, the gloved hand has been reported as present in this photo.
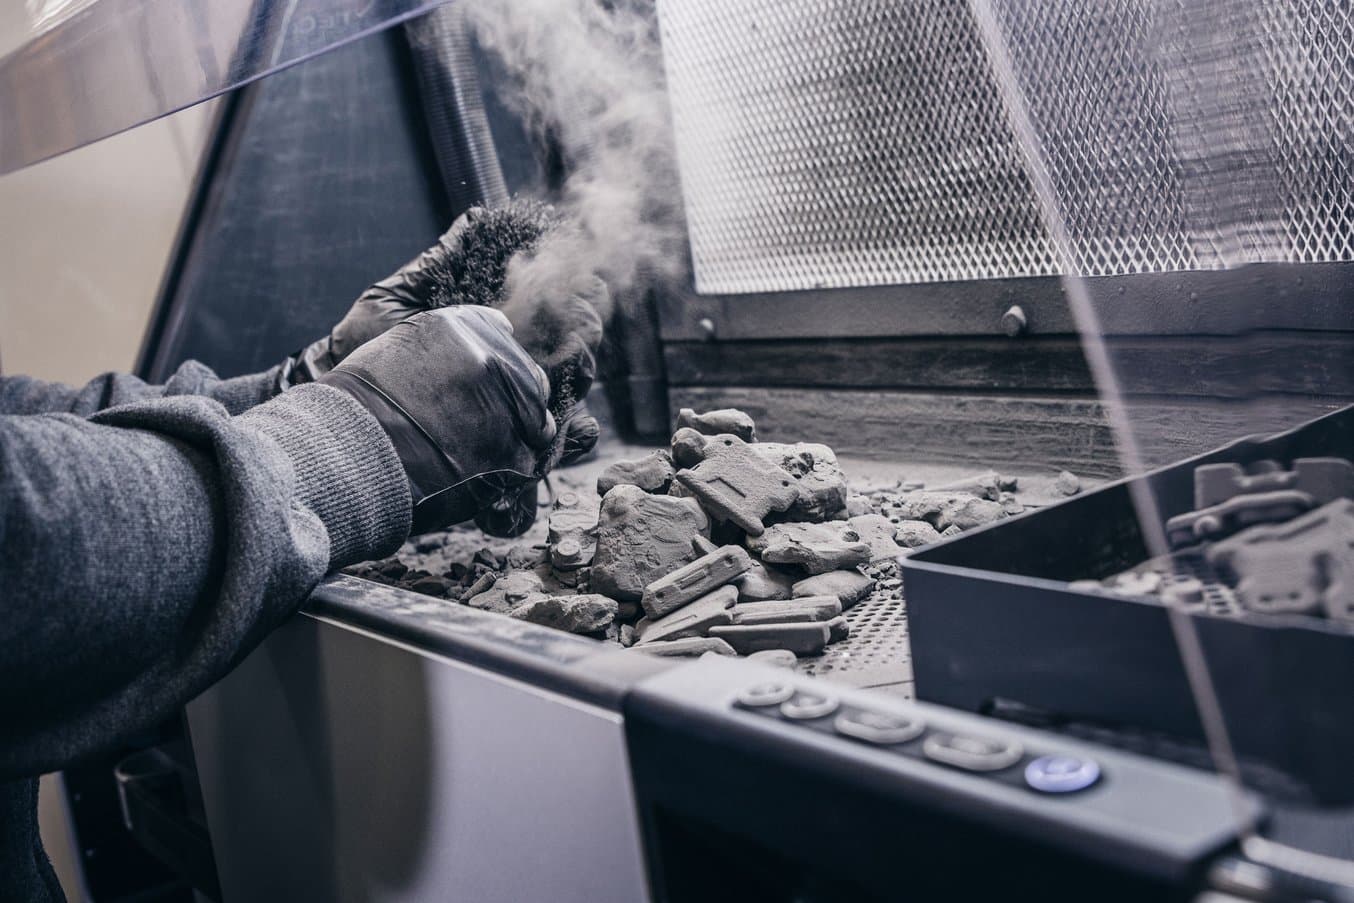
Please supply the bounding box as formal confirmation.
[319,305,556,537]
[284,200,605,471]
[470,290,604,535]
[288,204,554,381]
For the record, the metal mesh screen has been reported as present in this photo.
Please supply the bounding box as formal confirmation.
[657,0,1354,295]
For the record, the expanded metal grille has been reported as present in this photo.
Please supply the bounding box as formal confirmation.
[657,0,1354,295]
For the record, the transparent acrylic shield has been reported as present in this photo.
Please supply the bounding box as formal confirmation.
[970,0,1354,882]
[0,0,455,175]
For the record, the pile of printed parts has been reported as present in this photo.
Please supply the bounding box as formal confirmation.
[1082,458,1354,621]
[350,408,1052,665]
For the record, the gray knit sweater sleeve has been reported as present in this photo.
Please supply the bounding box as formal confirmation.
[0,360,284,417]
[0,382,410,779]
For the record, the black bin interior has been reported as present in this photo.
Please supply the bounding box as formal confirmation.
[902,405,1354,803]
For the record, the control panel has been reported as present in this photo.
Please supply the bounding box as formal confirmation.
[625,656,1259,896]
[736,679,1100,794]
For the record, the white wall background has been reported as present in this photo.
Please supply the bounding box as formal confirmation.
[0,0,215,383]
[0,103,213,382]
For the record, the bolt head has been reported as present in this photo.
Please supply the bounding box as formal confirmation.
[1000,305,1028,337]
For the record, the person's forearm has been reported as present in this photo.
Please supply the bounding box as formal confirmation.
[0,360,283,417]
[0,385,409,779]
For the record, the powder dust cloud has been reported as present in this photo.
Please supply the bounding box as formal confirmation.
[463,0,688,336]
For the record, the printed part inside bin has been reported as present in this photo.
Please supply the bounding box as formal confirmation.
[902,406,1354,808]
[945,0,1354,877]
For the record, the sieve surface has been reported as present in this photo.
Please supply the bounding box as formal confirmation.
[795,578,914,696]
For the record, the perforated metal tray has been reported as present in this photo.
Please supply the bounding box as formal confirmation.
[796,569,914,696]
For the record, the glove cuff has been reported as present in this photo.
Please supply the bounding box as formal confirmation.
[279,337,340,388]
[240,384,411,567]
[319,368,490,535]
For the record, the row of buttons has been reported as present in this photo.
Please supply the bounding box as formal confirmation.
[735,681,1100,794]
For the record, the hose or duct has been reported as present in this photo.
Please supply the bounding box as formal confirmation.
[403,3,510,213]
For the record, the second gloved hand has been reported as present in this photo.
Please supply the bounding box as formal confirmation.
[319,306,555,536]
[284,200,605,473]
[291,202,559,381]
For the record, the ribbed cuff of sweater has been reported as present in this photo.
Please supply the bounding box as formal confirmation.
[240,383,411,568]
[207,365,285,415]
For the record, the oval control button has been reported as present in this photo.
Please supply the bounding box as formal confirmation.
[736,682,795,707]
[781,693,839,720]
[923,732,1023,772]
[1025,755,1101,794]
[834,709,925,745]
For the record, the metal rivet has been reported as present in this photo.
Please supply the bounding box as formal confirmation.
[1000,305,1028,337]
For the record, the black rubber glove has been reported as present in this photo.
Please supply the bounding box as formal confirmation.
[289,204,555,381]
[319,306,556,537]
[284,200,604,471]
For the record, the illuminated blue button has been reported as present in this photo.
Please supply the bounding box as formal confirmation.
[1024,755,1101,793]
